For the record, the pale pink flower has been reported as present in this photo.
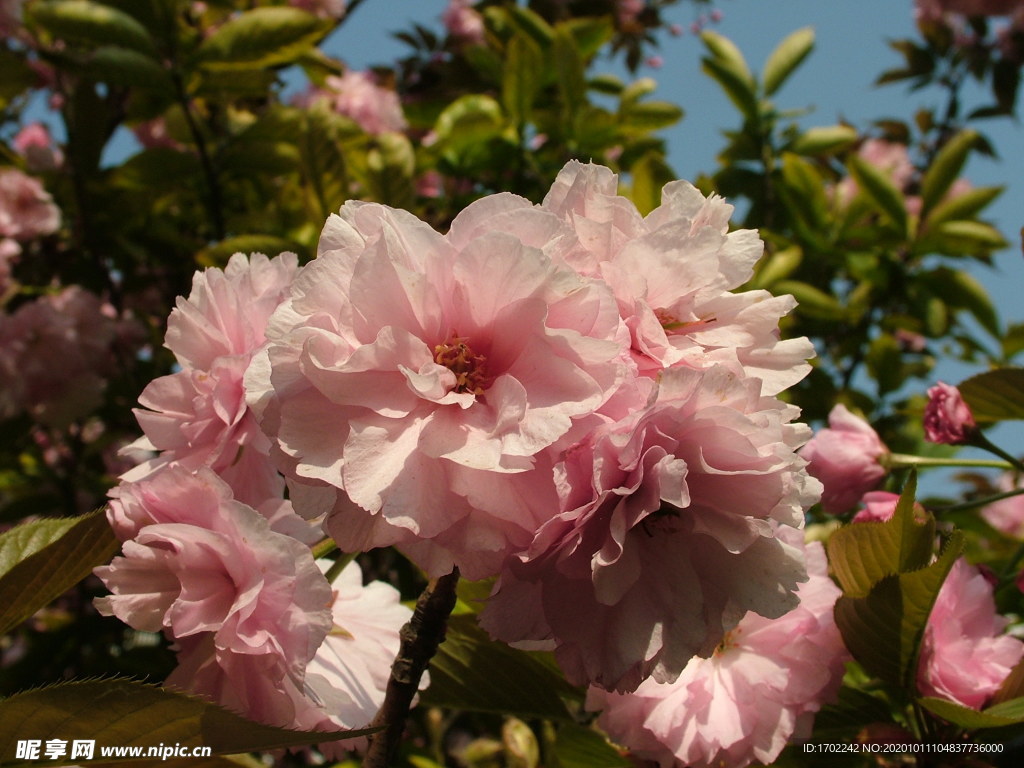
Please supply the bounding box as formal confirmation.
[852,490,901,523]
[165,560,412,749]
[0,287,118,425]
[480,367,819,692]
[247,198,628,579]
[616,0,645,25]
[0,167,61,242]
[923,381,977,444]
[13,123,63,172]
[799,404,889,513]
[442,0,485,44]
[587,532,848,768]
[541,161,813,395]
[918,558,1024,709]
[123,252,298,507]
[320,71,407,135]
[290,0,346,20]
[981,473,1024,538]
[95,467,333,691]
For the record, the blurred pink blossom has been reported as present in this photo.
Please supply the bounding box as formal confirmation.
[981,472,1024,538]
[918,558,1024,709]
[132,118,185,151]
[480,366,819,692]
[318,70,407,135]
[541,161,813,395]
[13,123,63,172]
[917,0,1024,20]
[587,530,847,768]
[0,167,61,242]
[0,0,22,37]
[923,381,977,444]
[290,0,346,20]
[799,404,889,513]
[442,0,485,44]
[122,252,298,507]
[0,287,119,425]
[247,196,628,579]
[95,466,334,695]
[835,139,914,208]
[616,0,645,25]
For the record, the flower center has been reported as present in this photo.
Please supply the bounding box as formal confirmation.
[654,307,715,334]
[434,334,491,394]
[714,627,743,656]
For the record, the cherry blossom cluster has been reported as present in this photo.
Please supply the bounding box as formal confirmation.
[99,161,837,760]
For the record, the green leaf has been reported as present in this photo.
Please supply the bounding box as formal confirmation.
[827,475,933,596]
[762,27,815,96]
[434,94,505,150]
[920,266,1000,337]
[934,220,1008,250]
[919,696,1024,729]
[506,5,555,50]
[920,129,977,216]
[562,16,613,60]
[197,235,301,268]
[959,368,1024,422]
[789,125,858,156]
[29,0,157,57]
[0,679,377,765]
[502,34,543,128]
[619,101,684,133]
[700,30,753,83]
[553,724,630,768]
[923,185,1002,228]
[773,279,845,321]
[748,246,802,289]
[84,45,172,91]
[847,153,908,234]
[0,509,118,636]
[364,132,416,208]
[553,26,586,139]
[629,153,675,216]
[421,615,579,720]
[198,7,326,70]
[701,56,758,121]
[834,530,962,689]
[0,49,37,109]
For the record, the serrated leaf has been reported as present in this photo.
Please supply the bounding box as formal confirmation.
[29,0,157,57]
[959,368,1024,422]
[0,509,118,636]
[0,679,377,765]
[421,615,578,720]
[920,129,977,216]
[553,724,630,768]
[827,475,933,596]
[834,530,962,689]
[198,7,326,70]
[847,153,908,234]
[763,27,815,96]
[502,34,543,128]
[789,125,858,156]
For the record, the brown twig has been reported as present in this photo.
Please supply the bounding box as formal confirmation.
[362,567,460,768]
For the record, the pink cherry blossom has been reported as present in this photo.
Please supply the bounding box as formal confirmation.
[13,122,63,172]
[318,70,407,135]
[541,161,813,395]
[587,531,848,768]
[981,472,1024,538]
[799,404,889,513]
[0,287,119,425]
[918,558,1024,709]
[165,560,412,750]
[917,0,1023,20]
[122,252,298,507]
[95,467,333,691]
[480,366,819,692]
[0,167,61,242]
[442,0,485,44]
[923,381,977,445]
[247,198,628,579]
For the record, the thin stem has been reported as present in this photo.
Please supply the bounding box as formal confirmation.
[311,537,339,560]
[930,487,1024,514]
[362,568,460,768]
[324,551,358,583]
[884,452,1014,470]
[971,432,1024,474]
[170,69,226,240]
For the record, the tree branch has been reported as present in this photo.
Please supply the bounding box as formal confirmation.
[362,567,459,768]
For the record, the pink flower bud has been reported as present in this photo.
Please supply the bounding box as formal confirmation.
[923,381,976,444]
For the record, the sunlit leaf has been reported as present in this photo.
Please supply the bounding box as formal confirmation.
[629,153,676,216]
[198,7,326,70]
[789,125,857,156]
[28,0,157,57]
[762,27,815,96]
[959,368,1024,422]
[847,153,908,235]
[773,280,845,321]
[923,185,1002,228]
[502,34,543,128]
[920,696,1024,729]
[920,129,977,216]
[0,679,377,766]
[434,94,505,150]
[196,235,302,268]
[0,509,118,636]
[553,724,631,768]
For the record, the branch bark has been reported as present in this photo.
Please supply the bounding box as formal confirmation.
[362,567,460,768]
